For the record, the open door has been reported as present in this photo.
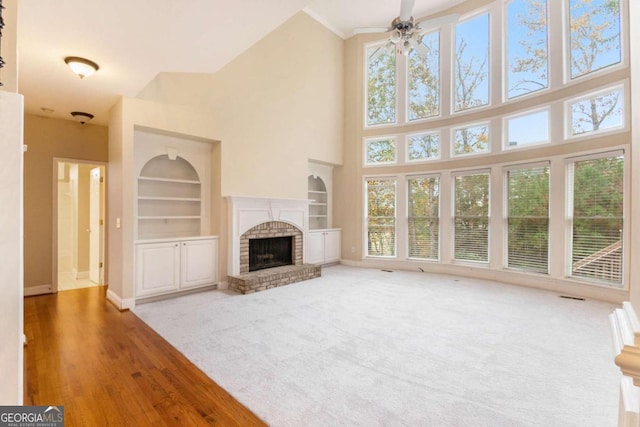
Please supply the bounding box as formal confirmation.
[89,166,104,284]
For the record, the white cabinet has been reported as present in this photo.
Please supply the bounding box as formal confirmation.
[307,229,341,265]
[135,237,218,299]
[180,239,217,289]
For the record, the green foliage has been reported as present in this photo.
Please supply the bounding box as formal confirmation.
[367,47,396,126]
[408,33,440,121]
[366,139,396,164]
[367,179,396,256]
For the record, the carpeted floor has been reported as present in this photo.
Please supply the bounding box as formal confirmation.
[134,265,620,427]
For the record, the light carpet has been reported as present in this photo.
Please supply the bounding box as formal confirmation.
[133,265,620,426]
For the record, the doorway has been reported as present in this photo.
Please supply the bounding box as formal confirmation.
[54,159,106,292]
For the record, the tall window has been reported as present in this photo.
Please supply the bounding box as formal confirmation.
[454,13,490,112]
[568,154,624,286]
[366,45,396,126]
[366,178,396,256]
[506,164,549,273]
[506,0,549,98]
[408,32,440,121]
[408,176,440,259]
[454,172,490,262]
[569,0,622,80]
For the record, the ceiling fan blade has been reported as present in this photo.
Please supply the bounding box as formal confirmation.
[399,0,416,21]
[353,27,391,34]
[417,13,460,30]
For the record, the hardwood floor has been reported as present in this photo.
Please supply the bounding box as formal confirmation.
[24,287,266,427]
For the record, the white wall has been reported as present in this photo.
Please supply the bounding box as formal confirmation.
[0,91,24,404]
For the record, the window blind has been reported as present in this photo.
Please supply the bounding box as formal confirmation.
[454,173,489,262]
[408,176,440,260]
[366,178,396,257]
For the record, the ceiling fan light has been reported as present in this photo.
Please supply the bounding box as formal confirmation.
[70,111,94,124]
[389,29,402,44]
[64,56,99,79]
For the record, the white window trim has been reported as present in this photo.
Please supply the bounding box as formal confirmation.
[364,41,398,129]
[406,29,443,124]
[363,136,398,167]
[406,131,442,163]
[451,169,492,266]
[563,0,629,85]
[502,106,551,150]
[563,81,628,140]
[502,161,551,274]
[406,173,441,261]
[564,148,628,288]
[450,121,492,157]
[364,176,398,258]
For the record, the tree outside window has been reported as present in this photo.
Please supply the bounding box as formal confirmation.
[366,45,396,126]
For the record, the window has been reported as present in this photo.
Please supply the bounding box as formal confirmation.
[365,137,396,165]
[366,178,396,257]
[408,176,440,259]
[568,154,624,286]
[568,86,623,137]
[506,0,548,99]
[453,123,490,156]
[454,12,490,112]
[366,44,396,126]
[505,109,549,148]
[408,31,440,121]
[506,164,549,273]
[407,132,440,162]
[569,0,622,80]
[454,172,490,262]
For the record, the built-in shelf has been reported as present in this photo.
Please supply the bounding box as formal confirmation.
[137,154,203,240]
[308,175,328,230]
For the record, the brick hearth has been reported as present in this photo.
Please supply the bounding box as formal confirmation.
[228,264,321,294]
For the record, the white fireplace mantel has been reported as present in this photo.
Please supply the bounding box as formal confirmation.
[227,196,310,276]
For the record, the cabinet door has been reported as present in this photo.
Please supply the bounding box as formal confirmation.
[324,230,341,263]
[136,242,180,297]
[306,231,325,264]
[180,239,217,289]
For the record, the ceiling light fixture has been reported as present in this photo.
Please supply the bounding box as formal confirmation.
[70,111,94,124]
[64,56,99,79]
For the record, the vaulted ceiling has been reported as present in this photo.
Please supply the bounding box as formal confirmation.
[17,0,458,125]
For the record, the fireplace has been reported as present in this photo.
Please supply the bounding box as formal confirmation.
[238,221,303,274]
[249,236,293,272]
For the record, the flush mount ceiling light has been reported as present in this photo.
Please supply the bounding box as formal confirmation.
[64,56,99,79]
[70,111,94,124]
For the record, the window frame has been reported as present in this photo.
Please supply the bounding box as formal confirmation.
[563,81,627,140]
[364,176,398,258]
[503,107,551,150]
[451,169,491,265]
[364,41,398,129]
[406,29,442,123]
[565,149,627,288]
[503,161,551,274]
[451,121,492,157]
[406,174,441,261]
[363,136,398,167]
[406,131,441,163]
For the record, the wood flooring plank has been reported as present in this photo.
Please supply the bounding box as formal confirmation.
[24,287,266,426]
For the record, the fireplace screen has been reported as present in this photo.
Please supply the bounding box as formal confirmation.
[249,236,293,272]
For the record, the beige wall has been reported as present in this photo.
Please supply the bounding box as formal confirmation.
[138,11,344,198]
[109,12,344,304]
[23,114,108,290]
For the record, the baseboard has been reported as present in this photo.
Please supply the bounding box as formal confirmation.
[24,284,53,296]
[339,258,627,303]
[106,289,135,311]
[135,284,219,305]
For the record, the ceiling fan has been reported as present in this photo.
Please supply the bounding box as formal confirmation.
[355,0,459,56]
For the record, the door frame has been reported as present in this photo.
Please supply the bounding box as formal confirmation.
[52,158,107,293]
